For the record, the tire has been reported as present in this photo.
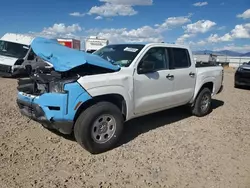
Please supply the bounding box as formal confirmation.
[74,101,124,154]
[191,88,212,117]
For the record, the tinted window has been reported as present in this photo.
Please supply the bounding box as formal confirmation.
[141,47,167,70]
[172,48,191,69]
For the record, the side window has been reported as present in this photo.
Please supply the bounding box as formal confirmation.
[139,47,167,71]
[172,48,191,69]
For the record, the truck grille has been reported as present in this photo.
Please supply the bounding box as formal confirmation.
[0,64,12,73]
[242,68,250,72]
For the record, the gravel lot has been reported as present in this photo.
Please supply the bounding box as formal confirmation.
[0,69,250,188]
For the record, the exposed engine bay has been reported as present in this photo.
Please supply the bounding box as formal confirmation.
[17,63,116,95]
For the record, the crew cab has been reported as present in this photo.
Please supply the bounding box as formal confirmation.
[16,37,224,154]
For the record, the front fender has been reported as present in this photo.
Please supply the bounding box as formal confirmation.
[86,85,133,120]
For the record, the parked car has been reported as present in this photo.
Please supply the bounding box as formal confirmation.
[0,33,36,77]
[235,61,250,88]
[0,33,57,77]
[16,37,224,154]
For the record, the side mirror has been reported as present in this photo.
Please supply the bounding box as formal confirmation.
[138,60,155,74]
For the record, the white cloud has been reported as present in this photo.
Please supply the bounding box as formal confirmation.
[89,3,137,17]
[195,23,250,45]
[237,9,250,19]
[184,20,217,34]
[42,23,82,35]
[220,33,233,41]
[156,15,191,31]
[197,40,206,45]
[88,0,153,17]
[176,34,194,44]
[175,19,216,44]
[231,23,250,38]
[188,40,207,47]
[207,33,233,43]
[207,34,220,43]
[214,44,250,53]
[87,26,163,43]
[28,23,83,40]
[210,23,250,42]
[193,2,208,7]
[69,12,85,17]
[99,0,153,6]
[95,16,103,20]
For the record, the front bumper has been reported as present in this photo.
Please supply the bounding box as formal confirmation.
[0,64,12,77]
[16,82,92,134]
[235,71,250,86]
[17,99,73,134]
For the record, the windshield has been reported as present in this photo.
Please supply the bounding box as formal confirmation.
[0,40,30,59]
[93,44,145,67]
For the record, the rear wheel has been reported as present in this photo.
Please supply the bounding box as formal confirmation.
[74,101,124,154]
[191,88,212,117]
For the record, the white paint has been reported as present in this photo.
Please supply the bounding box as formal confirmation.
[0,55,18,66]
[78,43,223,121]
[1,33,34,45]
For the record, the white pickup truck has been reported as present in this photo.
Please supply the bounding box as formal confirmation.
[16,37,223,154]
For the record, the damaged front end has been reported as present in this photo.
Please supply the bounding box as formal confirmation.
[16,67,83,134]
[16,37,120,134]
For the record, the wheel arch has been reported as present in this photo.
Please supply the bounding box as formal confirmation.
[74,93,128,123]
[191,81,214,104]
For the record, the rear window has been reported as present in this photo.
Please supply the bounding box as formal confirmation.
[172,48,191,69]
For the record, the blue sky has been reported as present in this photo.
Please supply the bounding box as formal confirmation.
[1,0,250,52]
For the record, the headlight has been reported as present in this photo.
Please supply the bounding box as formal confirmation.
[237,67,243,72]
[49,77,78,93]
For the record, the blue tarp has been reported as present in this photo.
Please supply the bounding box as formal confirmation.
[30,37,120,72]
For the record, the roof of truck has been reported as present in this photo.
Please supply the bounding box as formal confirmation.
[0,33,35,45]
[105,42,190,50]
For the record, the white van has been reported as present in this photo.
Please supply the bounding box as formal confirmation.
[0,33,36,77]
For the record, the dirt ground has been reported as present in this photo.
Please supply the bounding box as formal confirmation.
[0,69,250,188]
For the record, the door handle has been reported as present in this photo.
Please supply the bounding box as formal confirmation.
[189,72,195,77]
[166,74,174,79]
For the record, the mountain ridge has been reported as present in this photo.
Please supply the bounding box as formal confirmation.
[193,50,250,57]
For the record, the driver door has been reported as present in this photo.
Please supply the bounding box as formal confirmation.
[133,47,175,115]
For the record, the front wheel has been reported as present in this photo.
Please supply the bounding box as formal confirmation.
[74,101,124,154]
[191,88,212,117]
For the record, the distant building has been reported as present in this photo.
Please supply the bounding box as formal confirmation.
[193,53,250,68]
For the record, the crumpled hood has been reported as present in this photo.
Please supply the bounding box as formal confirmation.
[0,55,18,66]
[31,37,120,72]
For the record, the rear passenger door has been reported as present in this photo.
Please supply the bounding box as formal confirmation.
[169,47,196,105]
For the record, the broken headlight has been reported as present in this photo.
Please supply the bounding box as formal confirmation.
[49,78,78,93]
